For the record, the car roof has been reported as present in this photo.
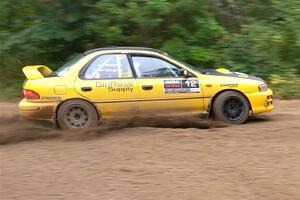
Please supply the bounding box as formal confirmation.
[83,47,167,55]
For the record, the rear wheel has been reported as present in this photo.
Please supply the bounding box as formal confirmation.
[57,100,98,129]
[212,91,250,124]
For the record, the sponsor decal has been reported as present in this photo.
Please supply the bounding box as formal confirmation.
[220,83,238,88]
[164,80,200,94]
[96,81,134,92]
[41,96,61,100]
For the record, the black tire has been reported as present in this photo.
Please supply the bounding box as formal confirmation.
[212,91,250,124]
[57,99,99,129]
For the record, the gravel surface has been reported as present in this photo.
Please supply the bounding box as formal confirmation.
[1,100,299,200]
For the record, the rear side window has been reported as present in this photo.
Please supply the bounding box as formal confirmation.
[54,54,85,76]
[83,54,133,79]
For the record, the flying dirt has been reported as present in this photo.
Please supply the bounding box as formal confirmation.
[1,100,300,200]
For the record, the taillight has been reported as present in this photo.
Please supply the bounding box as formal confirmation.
[23,89,40,99]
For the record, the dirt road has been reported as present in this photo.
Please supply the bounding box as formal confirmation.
[1,100,300,200]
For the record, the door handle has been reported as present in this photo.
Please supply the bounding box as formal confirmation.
[81,87,92,92]
[142,85,153,90]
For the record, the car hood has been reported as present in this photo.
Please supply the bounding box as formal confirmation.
[202,68,265,82]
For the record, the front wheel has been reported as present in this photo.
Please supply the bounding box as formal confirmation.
[57,100,99,129]
[212,91,250,124]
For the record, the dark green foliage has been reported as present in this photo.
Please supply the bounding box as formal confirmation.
[0,0,299,99]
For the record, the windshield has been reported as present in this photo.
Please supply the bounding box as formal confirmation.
[166,55,205,74]
[53,54,85,76]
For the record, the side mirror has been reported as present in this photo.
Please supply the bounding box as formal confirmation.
[180,69,193,78]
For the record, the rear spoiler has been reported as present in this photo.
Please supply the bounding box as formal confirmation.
[22,65,52,80]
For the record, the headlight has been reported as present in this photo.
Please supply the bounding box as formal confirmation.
[258,83,268,92]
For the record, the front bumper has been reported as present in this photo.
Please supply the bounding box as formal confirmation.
[18,98,58,121]
[246,89,274,114]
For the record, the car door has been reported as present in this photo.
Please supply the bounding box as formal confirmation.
[130,54,204,114]
[74,53,140,117]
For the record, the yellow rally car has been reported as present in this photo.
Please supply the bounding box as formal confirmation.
[19,47,273,129]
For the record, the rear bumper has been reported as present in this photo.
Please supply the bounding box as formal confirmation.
[246,89,274,114]
[18,98,58,121]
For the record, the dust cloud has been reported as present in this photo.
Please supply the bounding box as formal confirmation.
[0,115,226,145]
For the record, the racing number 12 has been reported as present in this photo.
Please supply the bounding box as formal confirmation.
[183,80,199,88]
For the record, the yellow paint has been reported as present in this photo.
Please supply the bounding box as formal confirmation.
[216,68,232,74]
[19,48,274,121]
[22,65,52,80]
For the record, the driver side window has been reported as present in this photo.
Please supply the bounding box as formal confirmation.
[131,56,182,78]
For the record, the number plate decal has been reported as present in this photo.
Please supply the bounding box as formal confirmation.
[164,80,200,94]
